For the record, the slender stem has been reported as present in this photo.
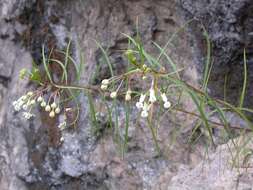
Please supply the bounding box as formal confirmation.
[174,107,250,131]
[147,117,161,155]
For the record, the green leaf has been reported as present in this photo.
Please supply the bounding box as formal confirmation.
[30,67,41,82]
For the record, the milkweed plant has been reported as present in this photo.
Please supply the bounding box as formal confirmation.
[12,24,253,158]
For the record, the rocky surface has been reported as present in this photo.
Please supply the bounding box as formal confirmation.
[0,0,253,190]
[168,136,253,190]
[181,0,253,108]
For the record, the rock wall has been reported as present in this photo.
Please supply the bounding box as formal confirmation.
[0,0,253,190]
[181,0,253,107]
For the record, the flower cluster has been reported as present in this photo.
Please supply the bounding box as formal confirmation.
[101,78,131,100]
[12,89,61,120]
[135,90,171,118]
[100,74,171,118]
[12,91,36,120]
[100,79,110,90]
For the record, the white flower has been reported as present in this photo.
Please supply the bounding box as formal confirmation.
[125,94,131,101]
[49,111,55,118]
[30,99,36,105]
[13,100,24,111]
[57,121,66,130]
[101,79,110,85]
[37,96,43,102]
[45,105,51,112]
[161,93,168,103]
[139,94,146,103]
[110,91,117,99]
[164,101,171,109]
[27,91,33,96]
[26,100,32,106]
[149,89,156,103]
[21,95,27,101]
[60,136,64,142]
[101,84,108,90]
[142,76,147,80]
[22,104,28,110]
[55,107,61,114]
[136,101,143,109]
[51,102,57,109]
[23,112,34,120]
[125,90,131,101]
[40,101,46,107]
[136,94,146,109]
[143,102,150,112]
[141,110,148,118]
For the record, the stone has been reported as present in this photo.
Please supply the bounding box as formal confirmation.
[0,0,253,189]
[168,136,253,190]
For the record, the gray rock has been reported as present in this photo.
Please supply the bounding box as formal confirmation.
[181,0,253,108]
[0,0,252,189]
[168,137,253,190]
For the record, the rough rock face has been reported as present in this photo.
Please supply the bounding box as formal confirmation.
[181,0,253,108]
[167,136,253,190]
[0,0,253,190]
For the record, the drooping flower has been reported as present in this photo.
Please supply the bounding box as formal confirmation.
[37,96,43,102]
[101,84,108,90]
[27,91,33,97]
[139,94,146,103]
[49,111,55,118]
[136,101,143,109]
[45,105,51,112]
[110,91,117,99]
[142,102,150,112]
[136,94,146,109]
[141,110,148,118]
[149,88,156,103]
[12,98,25,111]
[141,102,151,118]
[161,93,168,103]
[101,79,110,85]
[55,107,61,114]
[161,93,171,109]
[30,99,36,105]
[40,101,46,107]
[125,90,132,101]
[57,121,66,130]
[22,112,34,120]
[163,101,171,109]
[51,102,57,109]
[22,104,28,110]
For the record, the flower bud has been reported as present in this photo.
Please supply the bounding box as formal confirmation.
[141,110,148,118]
[101,84,108,90]
[27,91,33,96]
[110,91,117,99]
[22,104,28,110]
[164,101,171,109]
[45,105,51,112]
[142,76,147,80]
[21,95,27,101]
[37,96,43,102]
[49,111,55,118]
[55,107,61,114]
[149,89,157,103]
[125,90,131,101]
[101,79,110,85]
[136,102,143,109]
[30,99,36,105]
[51,102,57,109]
[161,93,168,103]
[139,94,146,103]
[40,101,46,107]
